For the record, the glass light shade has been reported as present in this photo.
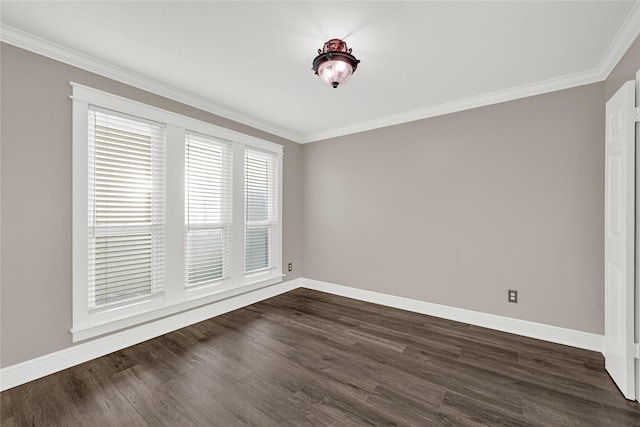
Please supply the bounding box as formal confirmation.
[312,39,360,89]
[317,59,353,88]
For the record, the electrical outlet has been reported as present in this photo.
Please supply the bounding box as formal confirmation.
[508,289,518,303]
[288,263,293,272]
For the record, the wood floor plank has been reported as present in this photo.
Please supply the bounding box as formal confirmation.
[154,330,252,387]
[56,359,149,426]
[167,369,279,427]
[215,309,381,394]
[103,338,196,385]
[364,384,446,425]
[242,308,450,406]
[209,323,375,403]
[292,381,404,426]
[227,373,333,427]
[111,366,211,427]
[2,287,639,426]
[601,401,640,427]
[522,398,613,427]
[441,390,534,427]
[1,374,85,427]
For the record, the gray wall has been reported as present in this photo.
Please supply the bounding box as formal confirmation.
[0,43,303,367]
[301,36,639,335]
[2,35,639,367]
[302,83,605,333]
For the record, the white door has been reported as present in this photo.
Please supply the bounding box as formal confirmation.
[605,80,636,400]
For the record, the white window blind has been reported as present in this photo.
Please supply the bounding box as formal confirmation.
[88,106,166,309]
[245,148,278,273]
[184,132,233,287]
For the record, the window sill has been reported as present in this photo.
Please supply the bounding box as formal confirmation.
[71,275,284,342]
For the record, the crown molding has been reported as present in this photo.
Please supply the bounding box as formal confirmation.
[597,0,640,79]
[0,24,304,143]
[301,67,603,143]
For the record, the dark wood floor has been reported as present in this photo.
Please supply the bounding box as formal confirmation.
[2,288,639,426]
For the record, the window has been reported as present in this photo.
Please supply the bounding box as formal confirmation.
[245,148,278,273]
[185,132,232,287]
[88,107,166,310]
[72,83,282,341]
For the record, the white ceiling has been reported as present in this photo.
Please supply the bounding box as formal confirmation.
[1,1,639,143]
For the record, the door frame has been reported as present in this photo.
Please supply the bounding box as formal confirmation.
[634,70,640,402]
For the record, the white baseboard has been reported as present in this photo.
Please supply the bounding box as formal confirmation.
[301,278,604,353]
[1,276,605,392]
[0,279,302,392]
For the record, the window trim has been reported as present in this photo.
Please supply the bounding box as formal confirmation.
[72,83,283,342]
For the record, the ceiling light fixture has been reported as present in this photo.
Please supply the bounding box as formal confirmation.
[312,39,360,88]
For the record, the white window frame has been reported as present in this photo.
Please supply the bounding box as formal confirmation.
[184,131,233,290]
[87,107,168,313]
[245,148,280,275]
[72,83,283,342]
